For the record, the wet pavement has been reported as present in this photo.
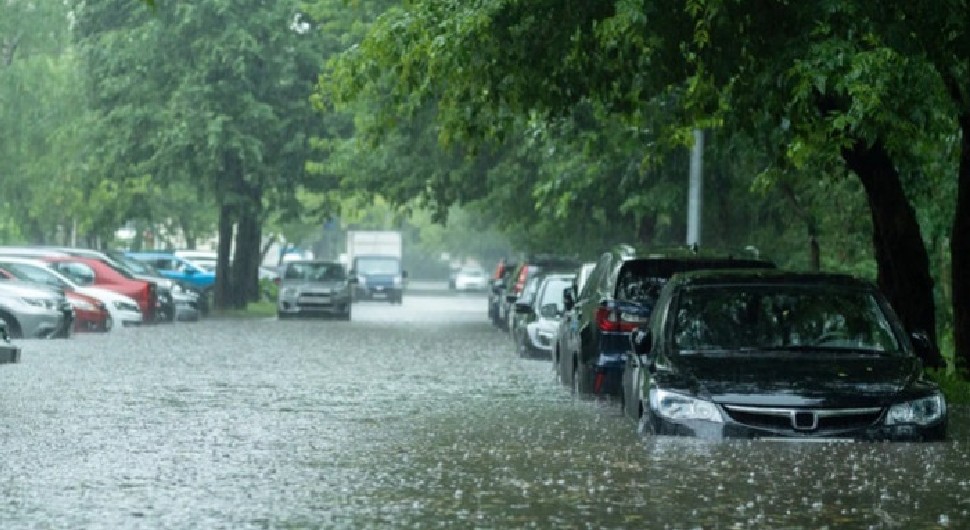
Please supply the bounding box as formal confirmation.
[1,293,968,529]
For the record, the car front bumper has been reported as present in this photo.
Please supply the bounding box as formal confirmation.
[17,309,66,339]
[643,409,948,442]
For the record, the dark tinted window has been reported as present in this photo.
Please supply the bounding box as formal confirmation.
[672,285,901,354]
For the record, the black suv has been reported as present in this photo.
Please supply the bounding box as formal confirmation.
[558,245,774,397]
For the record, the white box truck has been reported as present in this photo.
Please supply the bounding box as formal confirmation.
[346,230,406,304]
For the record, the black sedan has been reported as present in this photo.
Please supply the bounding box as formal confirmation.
[622,269,947,442]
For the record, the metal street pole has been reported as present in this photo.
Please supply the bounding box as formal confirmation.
[687,129,704,247]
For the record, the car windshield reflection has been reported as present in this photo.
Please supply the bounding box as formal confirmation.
[284,262,346,282]
[672,285,903,355]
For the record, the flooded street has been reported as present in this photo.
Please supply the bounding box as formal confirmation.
[2,293,969,529]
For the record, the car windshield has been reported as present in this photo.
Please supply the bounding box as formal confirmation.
[355,258,399,275]
[0,262,68,289]
[284,262,346,281]
[113,255,158,276]
[672,285,903,355]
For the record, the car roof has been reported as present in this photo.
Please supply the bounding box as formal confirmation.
[668,269,875,289]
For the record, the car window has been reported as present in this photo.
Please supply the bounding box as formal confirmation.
[52,262,96,286]
[285,263,345,281]
[672,285,902,353]
[539,278,573,311]
[582,253,610,300]
[312,263,345,281]
[355,258,399,275]
[2,263,65,289]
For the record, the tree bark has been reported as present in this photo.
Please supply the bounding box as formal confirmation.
[842,139,944,368]
[231,208,260,307]
[213,203,234,311]
[952,114,970,375]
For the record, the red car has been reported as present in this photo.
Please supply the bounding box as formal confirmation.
[0,267,111,332]
[40,256,157,322]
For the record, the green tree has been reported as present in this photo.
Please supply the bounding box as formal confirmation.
[74,0,328,308]
[324,0,964,369]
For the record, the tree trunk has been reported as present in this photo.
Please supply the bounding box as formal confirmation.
[231,208,260,307]
[637,213,656,246]
[952,114,970,375]
[842,139,944,368]
[213,203,234,311]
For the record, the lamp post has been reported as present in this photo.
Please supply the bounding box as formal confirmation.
[687,129,704,246]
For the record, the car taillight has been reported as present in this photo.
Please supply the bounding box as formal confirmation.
[596,305,642,333]
[514,266,530,294]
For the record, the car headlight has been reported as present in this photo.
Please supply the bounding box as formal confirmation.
[393,276,403,288]
[886,394,946,426]
[649,388,723,423]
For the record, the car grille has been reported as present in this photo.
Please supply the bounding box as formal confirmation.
[722,404,883,433]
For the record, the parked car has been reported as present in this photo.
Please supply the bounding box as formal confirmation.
[173,249,217,270]
[511,273,575,358]
[56,248,177,323]
[0,317,20,363]
[488,259,518,328]
[126,251,214,315]
[623,269,947,442]
[277,260,356,320]
[172,289,201,321]
[41,255,157,323]
[0,280,72,339]
[553,262,596,381]
[454,265,488,291]
[559,245,774,398]
[501,256,580,332]
[0,267,109,332]
[0,256,142,328]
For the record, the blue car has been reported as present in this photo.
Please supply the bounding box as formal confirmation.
[126,252,215,315]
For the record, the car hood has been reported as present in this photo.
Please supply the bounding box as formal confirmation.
[660,353,925,407]
[280,281,349,291]
[0,281,61,298]
[135,274,173,291]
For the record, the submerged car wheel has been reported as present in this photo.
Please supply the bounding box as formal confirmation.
[0,312,22,340]
[572,361,592,396]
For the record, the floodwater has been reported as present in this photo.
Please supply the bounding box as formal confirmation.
[1,293,968,529]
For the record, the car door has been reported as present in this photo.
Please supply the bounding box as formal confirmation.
[565,253,611,374]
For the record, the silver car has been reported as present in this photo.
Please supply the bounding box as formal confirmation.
[0,281,72,339]
[277,260,355,320]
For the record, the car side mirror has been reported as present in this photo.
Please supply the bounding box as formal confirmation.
[505,294,518,304]
[515,301,533,315]
[563,287,575,311]
[910,331,945,369]
[402,270,408,279]
[630,327,652,356]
